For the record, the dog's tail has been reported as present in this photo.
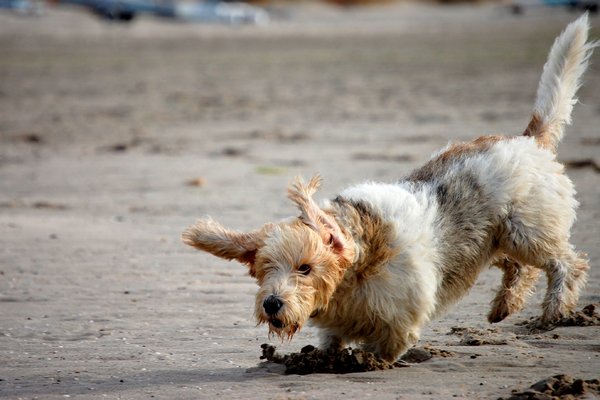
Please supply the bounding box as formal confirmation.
[523,13,598,153]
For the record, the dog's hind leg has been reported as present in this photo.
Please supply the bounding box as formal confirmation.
[501,229,588,324]
[498,208,587,325]
[488,256,541,323]
[540,249,589,324]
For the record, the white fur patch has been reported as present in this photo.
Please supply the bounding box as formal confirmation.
[340,182,441,320]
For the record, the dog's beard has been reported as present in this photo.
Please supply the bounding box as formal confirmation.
[255,313,303,341]
[268,320,300,341]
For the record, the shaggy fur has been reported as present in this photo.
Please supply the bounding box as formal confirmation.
[182,15,596,362]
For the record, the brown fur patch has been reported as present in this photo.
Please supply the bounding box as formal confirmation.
[331,198,398,285]
[408,135,508,182]
[522,112,555,153]
[522,112,542,138]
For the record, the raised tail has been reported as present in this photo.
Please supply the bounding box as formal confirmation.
[523,13,598,153]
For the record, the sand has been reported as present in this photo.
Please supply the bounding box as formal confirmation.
[1,2,599,399]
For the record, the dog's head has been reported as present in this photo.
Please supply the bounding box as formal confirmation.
[182,175,355,340]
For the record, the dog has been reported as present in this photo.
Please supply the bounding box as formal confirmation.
[182,15,596,362]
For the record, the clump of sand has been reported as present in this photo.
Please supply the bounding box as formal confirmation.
[260,343,453,374]
[501,374,600,400]
[555,304,599,327]
[448,326,510,346]
[518,304,600,332]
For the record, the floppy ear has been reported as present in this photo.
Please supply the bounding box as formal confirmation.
[287,175,346,254]
[181,218,272,277]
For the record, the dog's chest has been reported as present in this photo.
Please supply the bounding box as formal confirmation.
[312,276,386,336]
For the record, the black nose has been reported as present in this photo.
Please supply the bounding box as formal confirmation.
[263,295,283,316]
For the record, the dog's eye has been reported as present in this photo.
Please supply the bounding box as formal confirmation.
[297,264,312,275]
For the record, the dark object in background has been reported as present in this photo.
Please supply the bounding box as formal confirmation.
[42,0,269,24]
[510,0,598,15]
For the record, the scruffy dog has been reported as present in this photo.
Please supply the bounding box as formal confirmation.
[183,15,596,362]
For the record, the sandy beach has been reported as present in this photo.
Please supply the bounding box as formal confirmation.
[1,2,599,398]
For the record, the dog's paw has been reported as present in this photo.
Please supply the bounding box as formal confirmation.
[487,309,509,324]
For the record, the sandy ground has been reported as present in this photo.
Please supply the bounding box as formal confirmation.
[1,2,599,399]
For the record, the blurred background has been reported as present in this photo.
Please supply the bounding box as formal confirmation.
[0,0,598,23]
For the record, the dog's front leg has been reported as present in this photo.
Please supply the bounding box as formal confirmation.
[362,327,420,362]
[318,329,345,353]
